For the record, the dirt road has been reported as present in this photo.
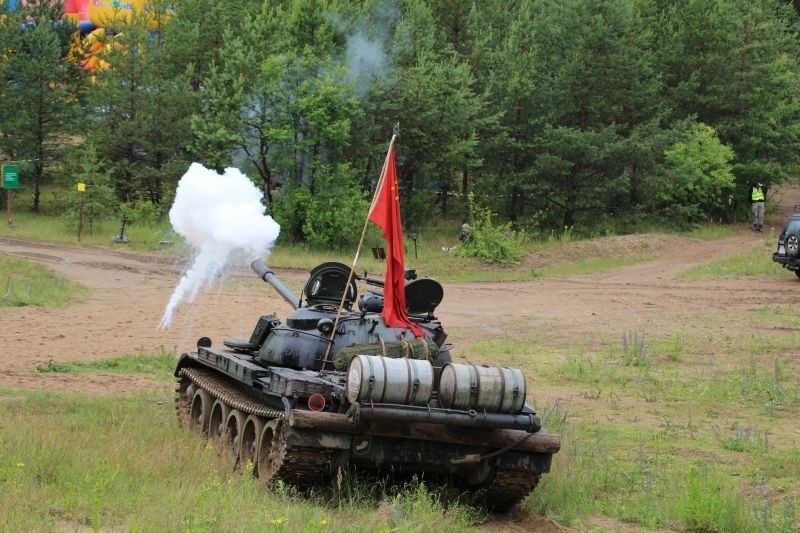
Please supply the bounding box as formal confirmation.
[0,223,795,394]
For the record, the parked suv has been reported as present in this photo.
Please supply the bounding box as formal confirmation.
[772,213,800,278]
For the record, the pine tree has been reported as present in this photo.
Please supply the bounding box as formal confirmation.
[84,6,195,205]
[2,0,80,211]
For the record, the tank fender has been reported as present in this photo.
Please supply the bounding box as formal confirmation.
[174,351,201,377]
[174,337,213,376]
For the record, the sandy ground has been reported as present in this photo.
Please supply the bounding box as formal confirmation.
[0,221,794,394]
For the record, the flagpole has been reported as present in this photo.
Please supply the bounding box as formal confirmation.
[321,128,398,366]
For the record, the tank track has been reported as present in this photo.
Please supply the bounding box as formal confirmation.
[260,420,333,489]
[481,470,540,512]
[177,366,285,419]
[176,366,332,489]
[176,367,537,505]
[276,445,332,489]
[175,376,192,427]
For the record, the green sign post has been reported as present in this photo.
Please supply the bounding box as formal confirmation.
[2,165,19,189]
[2,164,19,226]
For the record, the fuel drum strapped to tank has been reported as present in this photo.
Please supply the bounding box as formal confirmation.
[438,363,527,413]
[346,355,434,406]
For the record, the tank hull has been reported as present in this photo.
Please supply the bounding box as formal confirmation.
[175,349,559,511]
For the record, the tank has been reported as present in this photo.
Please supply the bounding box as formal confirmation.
[174,259,561,511]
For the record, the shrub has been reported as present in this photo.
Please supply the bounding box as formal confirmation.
[651,122,736,225]
[119,200,162,226]
[457,194,524,264]
[61,144,117,233]
[272,164,371,249]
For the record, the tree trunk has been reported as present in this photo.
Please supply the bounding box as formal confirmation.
[33,93,45,212]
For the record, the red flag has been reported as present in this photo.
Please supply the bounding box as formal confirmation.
[368,143,423,337]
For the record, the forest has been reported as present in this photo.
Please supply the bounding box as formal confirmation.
[2,0,800,248]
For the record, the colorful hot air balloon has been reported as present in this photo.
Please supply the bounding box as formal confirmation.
[64,0,93,31]
[90,0,172,30]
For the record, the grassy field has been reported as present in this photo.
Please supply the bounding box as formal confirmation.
[35,351,178,376]
[3,218,798,530]
[1,324,798,531]
[0,256,88,307]
[0,210,737,284]
[680,245,785,280]
[468,326,800,531]
[0,386,480,532]
[0,211,178,252]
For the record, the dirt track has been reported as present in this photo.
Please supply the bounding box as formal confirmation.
[0,222,795,394]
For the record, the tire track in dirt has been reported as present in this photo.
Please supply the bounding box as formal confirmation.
[439,229,798,351]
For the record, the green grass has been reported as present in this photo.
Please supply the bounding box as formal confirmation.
[529,412,782,531]
[0,211,180,252]
[0,256,88,307]
[679,245,783,279]
[753,303,800,328]
[35,351,177,378]
[230,246,655,284]
[0,389,481,532]
[1,208,740,282]
[3,332,799,531]
[679,224,737,240]
[533,254,653,278]
[461,329,800,531]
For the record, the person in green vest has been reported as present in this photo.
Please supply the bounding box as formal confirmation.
[750,182,766,232]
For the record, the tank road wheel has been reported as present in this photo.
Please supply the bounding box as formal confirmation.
[256,420,283,484]
[189,389,213,437]
[224,409,247,468]
[240,414,265,475]
[794,269,800,279]
[175,377,193,427]
[208,399,230,440]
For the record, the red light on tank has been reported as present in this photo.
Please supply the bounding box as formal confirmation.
[308,393,326,412]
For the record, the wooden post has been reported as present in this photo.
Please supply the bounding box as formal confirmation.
[77,182,86,242]
[77,192,84,241]
[3,160,12,227]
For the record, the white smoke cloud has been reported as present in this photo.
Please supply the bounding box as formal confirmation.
[159,163,280,329]
[345,30,387,96]
[335,0,400,97]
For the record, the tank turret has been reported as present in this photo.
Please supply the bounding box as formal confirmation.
[224,260,449,371]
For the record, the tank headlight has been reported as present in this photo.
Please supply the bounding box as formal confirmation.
[317,318,334,333]
[308,393,326,411]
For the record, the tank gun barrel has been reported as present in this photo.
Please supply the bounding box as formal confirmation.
[356,267,417,289]
[356,272,384,288]
[251,259,300,309]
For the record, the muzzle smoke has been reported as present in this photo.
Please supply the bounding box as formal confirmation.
[159,163,280,329]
